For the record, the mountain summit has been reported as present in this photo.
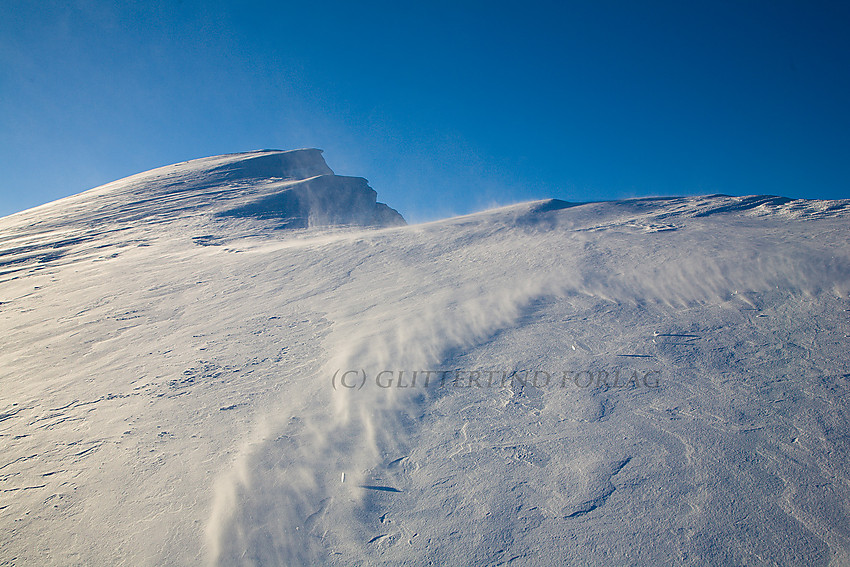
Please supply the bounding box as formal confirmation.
[5,148,405,231]
[0,149,405,278]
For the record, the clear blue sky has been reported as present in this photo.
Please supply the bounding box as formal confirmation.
[2,1,848,221]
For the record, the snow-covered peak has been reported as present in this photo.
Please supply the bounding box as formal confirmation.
[0,148,405,232]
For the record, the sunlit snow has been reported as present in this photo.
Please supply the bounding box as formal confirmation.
[1,150,848,566]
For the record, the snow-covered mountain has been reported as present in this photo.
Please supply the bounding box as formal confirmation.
[1,150,848,566]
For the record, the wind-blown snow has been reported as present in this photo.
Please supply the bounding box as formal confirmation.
[1,151,848,566]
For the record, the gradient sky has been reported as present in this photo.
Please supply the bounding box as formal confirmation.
[2,0,849,221]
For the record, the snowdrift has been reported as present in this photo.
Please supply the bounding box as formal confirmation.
[1,151,848,566]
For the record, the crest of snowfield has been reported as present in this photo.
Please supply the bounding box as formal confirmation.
[1,148,406,232]
[0,149,405,279]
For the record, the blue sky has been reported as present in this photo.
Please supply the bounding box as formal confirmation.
[2,0,848,221]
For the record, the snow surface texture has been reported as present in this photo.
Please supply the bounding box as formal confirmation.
[1,150,849,566]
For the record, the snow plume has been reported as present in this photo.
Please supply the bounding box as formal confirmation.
[204,230,561,564]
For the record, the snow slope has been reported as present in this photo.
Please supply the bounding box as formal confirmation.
[1,150,849,566]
